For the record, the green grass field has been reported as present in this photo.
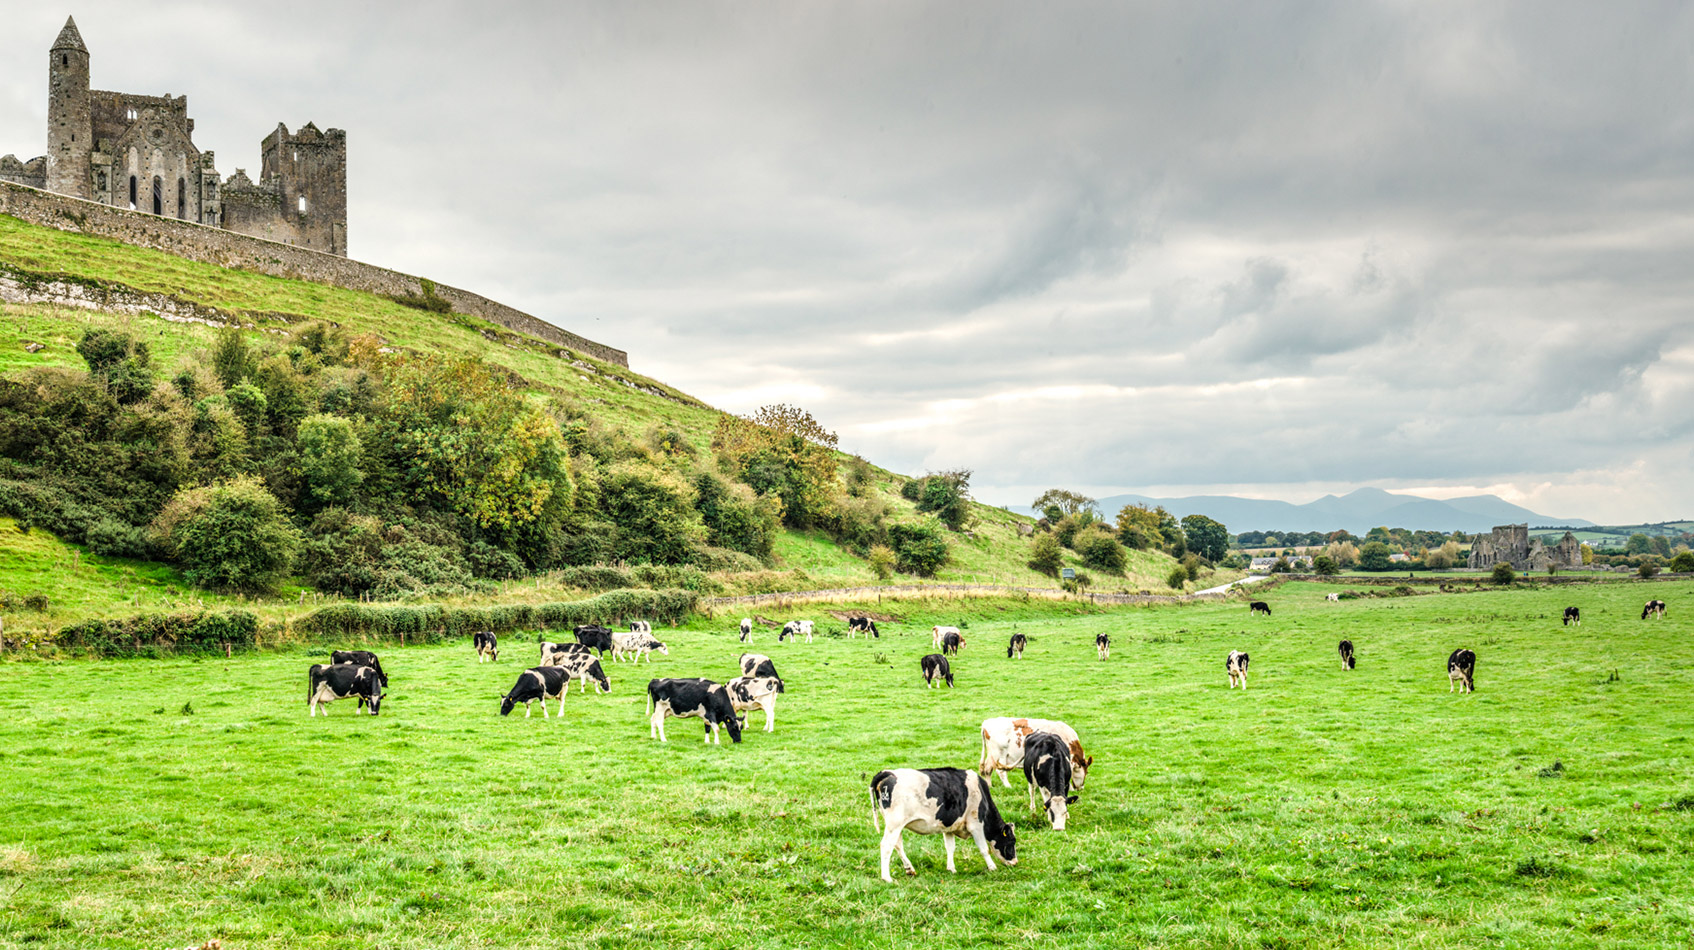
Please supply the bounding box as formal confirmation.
[3,580,1692,948]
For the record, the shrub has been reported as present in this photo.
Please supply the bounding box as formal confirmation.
[295,413,364,508]
[694,473,781,561]
[1638,560,1661,578]
[295,588,700,641]
[77,329,155,404]
[899,478,924,502]
[151,476,300,593]
[1312,555,1339,576]
[1026,533,1064,578]
[689,545,766,573]
[466,541,525,580]
[58,609,258,657]
[1166,566,1188,590]
[557,565,633,591]
[868,544,897,580]
[1670,551,1694,573]
[888,519,950,577]
[1077,530,1128,575]
[915,469,973,531]
[600,463,706,564]
[1491,562,1517,585]
[1359,541,1393,572]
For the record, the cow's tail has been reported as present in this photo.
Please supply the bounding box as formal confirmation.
[980,728,991,777]
[645,680,655,716]
[869,779,880,831]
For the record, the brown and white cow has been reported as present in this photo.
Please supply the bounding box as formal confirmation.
[869,767,1017,882]
[932,625,962,648]
[979,717,1091,790]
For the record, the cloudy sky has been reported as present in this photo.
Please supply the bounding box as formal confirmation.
[4,2,1692,523]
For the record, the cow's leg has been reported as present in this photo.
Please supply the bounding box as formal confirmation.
[880,828,909,882]
[706,719,716,745]
[1000,767,1012,788]
[558,691,568,718]
[649,707,661,740]
[764,700,775,732]
[969,825,997,871]
[943,832,959,873]
[1028,781,1038,814]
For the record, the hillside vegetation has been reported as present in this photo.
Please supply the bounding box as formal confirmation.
[1,214,1213,631]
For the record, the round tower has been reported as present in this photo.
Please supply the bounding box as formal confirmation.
[46,16,93,199]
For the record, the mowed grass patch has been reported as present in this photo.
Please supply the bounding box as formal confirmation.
[3,583,1693,947]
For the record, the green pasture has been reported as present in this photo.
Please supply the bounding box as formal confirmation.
[3,580,1693,947]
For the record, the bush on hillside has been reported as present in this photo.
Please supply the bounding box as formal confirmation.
[1026,533,1064,578]
[150,476,300,593]
[1670,550,1694,573]
[869,544,897,580]
[600,463,706,564]
[1077,530,1128,575]
[915,469,974,531]
[295,413,364,508]
[295,588,700,640]
[689,545,766,573]
[1166,566,1188,590]
[888,519,950,577]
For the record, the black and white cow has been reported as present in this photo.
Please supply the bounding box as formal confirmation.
[574,624,615,655]
[1325,592,1341,602]
[1643,600,1667,620]
[740,653,781,681]
[1448,648,1476,693]
[540,640,590,666]
[1562,607,1581,626]
[1337,639,1355,670]
[726,674,784,732]
[1022,732,1079,831]
[500,666,572,718]
[611,631,668,663]
[1249,601,1272,616]
[1096,633,1110,660]
[308,663,384,716]
[780,620,814,643]
[629,620,653,635]
[1226,650,1250,689]
[921,653,953,688]
[739,617,754,642]
[1007,633,1027,659]
[473,631,498,663]
[330,650,388,710]
[980,718,1091,790]
[932,625,962,648]
[551,651,612,695]
[941,631,964,656]
[647,678,744,744]
[848,616,880,638]
[869,768,1017,882]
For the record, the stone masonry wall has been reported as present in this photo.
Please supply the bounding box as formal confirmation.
[0,179,628,367]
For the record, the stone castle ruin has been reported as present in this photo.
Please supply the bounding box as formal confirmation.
[1,17,347,255]
[1467,524,1583,571]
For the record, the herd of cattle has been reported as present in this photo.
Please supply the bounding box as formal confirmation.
[303,593,1673,880]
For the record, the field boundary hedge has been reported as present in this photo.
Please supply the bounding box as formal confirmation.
[293,587,698,643]
[52,610,258,657]
[706,583,1191,610]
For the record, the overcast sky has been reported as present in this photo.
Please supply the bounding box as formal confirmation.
[4,2,1692,524]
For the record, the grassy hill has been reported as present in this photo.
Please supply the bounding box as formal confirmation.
[1,214,1213,630]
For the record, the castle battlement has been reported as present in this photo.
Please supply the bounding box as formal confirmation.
[0,17,348,256]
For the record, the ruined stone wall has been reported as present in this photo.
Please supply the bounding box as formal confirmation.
[0,179,628,367]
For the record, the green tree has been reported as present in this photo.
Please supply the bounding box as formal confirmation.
[600,463,707,564]
[917,469,974,530]
[295,414,364,508]
[1626,533,1653,555]
[150,476,300,592]
[76,329,155,404]
[888,519,950,577]
[1180,514,1229,562]
[693,472,781,561]
[1359,541,1392,571]
[1031,489,1098,519]
[1312,554,1339,575]
[1670,550,1694,573]
[1077,529,1128,575]
[714,405,840,529]
[211,327,254,389]
[1491,562,1517,585]
[868,544,897,580]
[1166,565,1188,590]
[1026,532,1064,578]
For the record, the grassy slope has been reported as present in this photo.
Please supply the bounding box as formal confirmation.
[2,581,1691,947]
[0,214,1208,614]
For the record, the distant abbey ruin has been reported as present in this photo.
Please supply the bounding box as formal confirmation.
[1467,524,1583,571]
[1,17,347,255]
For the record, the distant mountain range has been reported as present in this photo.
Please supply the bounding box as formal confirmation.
[1007,487,1594,535]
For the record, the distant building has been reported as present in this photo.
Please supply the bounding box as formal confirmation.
[0,17,347,255]
[1466,524,1583,571]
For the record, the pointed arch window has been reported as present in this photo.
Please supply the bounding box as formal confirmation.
[151,176,162,215]
[128,175,137,210]
[177,178,187,219]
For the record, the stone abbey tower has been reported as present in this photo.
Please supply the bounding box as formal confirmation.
[1,17,348,255]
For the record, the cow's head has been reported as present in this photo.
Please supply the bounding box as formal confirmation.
[1045,794,1076,831]
[990,820,1018,865]
[773,677,786,694]
[366,690,385,716]
[499,695,517,717]
[655,644,670,655]
[591,667,611,693]
[724,713,744,743]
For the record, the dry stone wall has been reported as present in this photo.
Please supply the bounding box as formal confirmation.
[0,180,627,367]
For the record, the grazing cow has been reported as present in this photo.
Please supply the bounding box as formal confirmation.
[726,674,784,732]
[308,663,384,717]
[611,631,669,664]
[941,631,964,656]
[739,617,753,642]
[1337,639,1355,670]
[1563,606,1581,626]
[1022,732,1079,830]
[1007,633,1027,659]
[921,653,954,688]
[1249,601,1272,616]
[647,678,744,744]
[1643,600,1667,620]
[779,620,814,643]
[330,649,388,710]
[932,625,961,648]
[848,616,880,638]
[500,666,572,718]
[473,631,498,663]
[629,620,652,635]
[540,640,590,666]
[979,717,1092,790]
[551,651,612,695]
[739,653,781,681]
[1448,649,1476,693]
[1325,593,1341,602]
[1226,650,1250,689]
[574,625,615,656]
[1096,633,1110,660]
[869,768,1017,882]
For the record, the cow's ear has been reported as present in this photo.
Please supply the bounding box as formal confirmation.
[1005,822,1015,832]
[1066,795,1079,804]
[1085,756,1094,767]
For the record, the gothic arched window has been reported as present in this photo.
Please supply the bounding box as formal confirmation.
[128,175,137,210]
[151,176,162,215]
[177,178,186,219]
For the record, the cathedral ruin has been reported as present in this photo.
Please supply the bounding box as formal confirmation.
[1467,524,1584,571]
[0,17,347,255]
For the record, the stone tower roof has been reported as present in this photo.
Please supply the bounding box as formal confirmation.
[52,16,87,52]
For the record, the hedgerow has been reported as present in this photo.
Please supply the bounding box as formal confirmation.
[57,609,259,657]
[294,587,699,641]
